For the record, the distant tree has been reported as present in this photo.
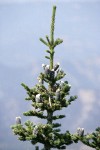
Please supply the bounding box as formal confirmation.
[11,6,100,150]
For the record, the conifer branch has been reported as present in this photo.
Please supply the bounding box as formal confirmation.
[45,56,50,59]
[40,38,48,46]
[23,110,47,119]
[46,35,51,46]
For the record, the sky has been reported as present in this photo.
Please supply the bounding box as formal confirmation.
[0,0,100,150]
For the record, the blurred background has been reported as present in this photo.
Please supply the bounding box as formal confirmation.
[0,0,100,149]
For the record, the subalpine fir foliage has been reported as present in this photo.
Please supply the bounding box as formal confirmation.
[80,127,100,150]
[11,6,100,150]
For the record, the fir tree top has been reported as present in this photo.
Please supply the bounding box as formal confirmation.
[11,6,100,150]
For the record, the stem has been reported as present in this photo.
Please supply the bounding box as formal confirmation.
[50,6,56,44]
[47,111,53,124]
[50,48,54,70]
[43,111,52,150]
[44,144,51,150]
[50,6,56,70]
[44,6,56,150]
